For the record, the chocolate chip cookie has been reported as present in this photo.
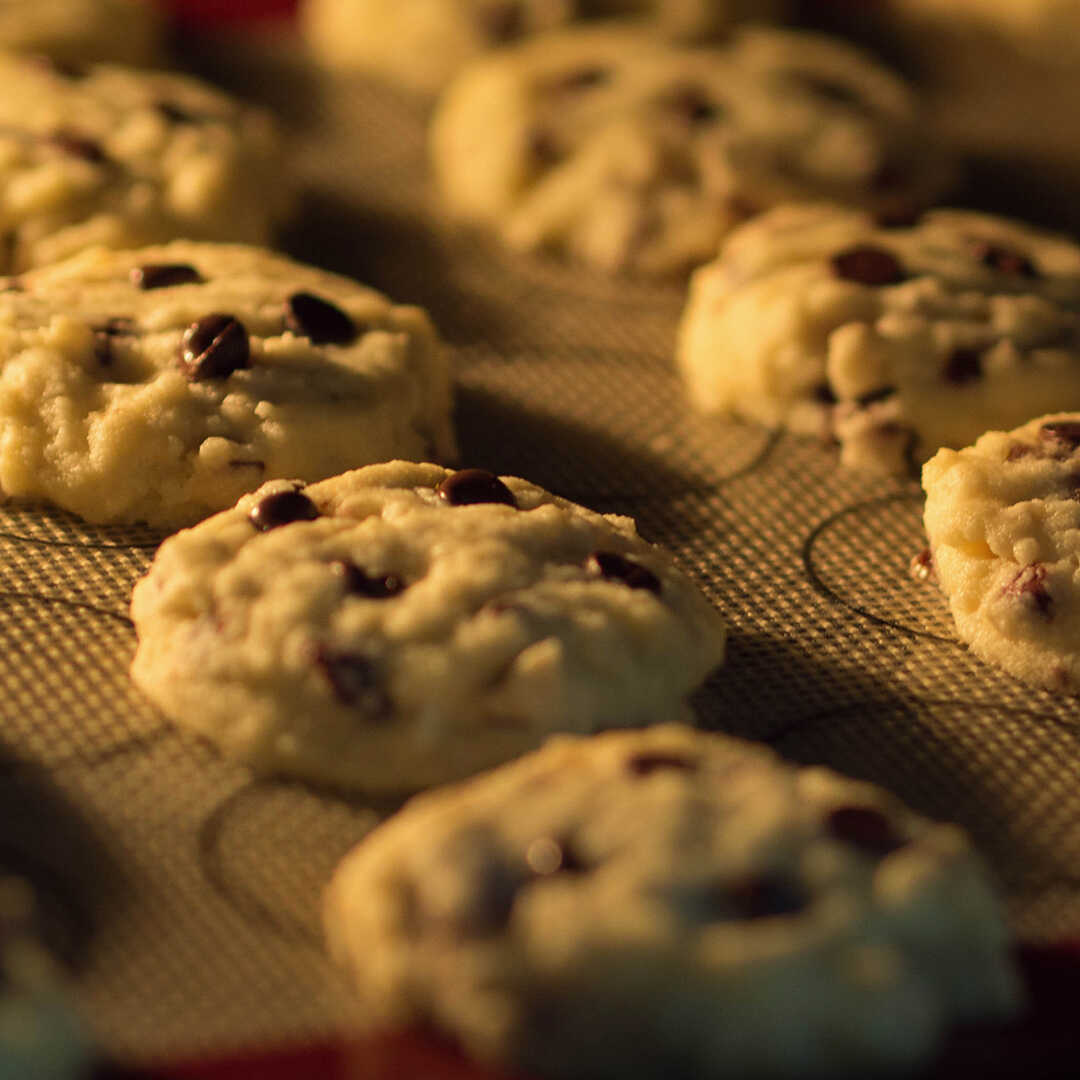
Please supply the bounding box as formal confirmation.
[678,203,1080,472]
[324,724,1020,1077]
[0,242,454,527]
[431,24,948,275]
[130,464,727,791]
[923,412,1080,694]
[0,51,286,272]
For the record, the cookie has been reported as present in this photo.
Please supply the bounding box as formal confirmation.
[0,243,454,527]
[922,412,1080,694]
[0,0,161,68]
[678,203,1080,473]
[129,463,727,792]
[300,0,575,93]
[324,724,1020,1078]
[300,1,791,93]
[430,23,948,276]
[0,51,286,272]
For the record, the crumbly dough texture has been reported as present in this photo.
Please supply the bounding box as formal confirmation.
[130,464,727,792]
[923,412,1080,694]
[0,51,286,272]
[300,1,788,92]
[430,24,946,276]
[0,0,161,67]
[678,203,1080,473]
[324,724,1020,1078]
[0,243,454,527]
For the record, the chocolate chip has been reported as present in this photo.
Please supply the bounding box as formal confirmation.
[1039,420,1080,451]
[1003,563,1053,618]
[971,239,1038,279]
[658,84,722,124]
[586,551,661,594]
[331,560,404,599]
[726,876,807,919]
[479,0,524,42]
[284,292,357,346]
[1006,442,1036,462]
[909,547,935,583]
[943,347,983,384]
[626,752,696,777]
[855,385,896,408]
[830,245,904,286]
[49,130,106,163]
[180,314,249,380]
[314,648,390,714]
[525,836,587,877]
[249,488,319,531]
[91,317,136,366]
[826,806,903,857]
[131,263,203,290]
[812,381,837,405]
[436,469,517,508]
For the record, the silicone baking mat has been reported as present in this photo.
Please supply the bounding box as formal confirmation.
[3,10,1078,1076]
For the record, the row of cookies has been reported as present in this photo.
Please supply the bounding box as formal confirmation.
[0,2,1057,1076]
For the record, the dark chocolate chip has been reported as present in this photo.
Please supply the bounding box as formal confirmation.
[49,130,107,163]
[826,806,904,857]
[726,876,807,920]
[249,488,319,531]
[943,347,983,384]
[586,550,661,594]
[1003,563,1053,619]
[909,547,935,583]
[1039,420,1080,451]
[971,239,1038,279]
[284,292,357,346]
[332,560,404,599]
[131,263,204,290]
[436,469,517,508]
[626,752,696,777]
[91,317,136,366]
[1006,442,1036,462]
[314,648,390,714]
[179,314,250,380]
[855,385,897,407]
[658,84,723,124]
[480,1,524,42]
[830,245,904,286]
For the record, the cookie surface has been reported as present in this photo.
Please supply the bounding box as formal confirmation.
[923,412,1080,694]
[0,243,454,527]
[324,724,1020,1078]
[431,24,946,275]
[130,463,726,792]
[678,203,1080,472]
[0,52,285,272]
[0,0,161,67]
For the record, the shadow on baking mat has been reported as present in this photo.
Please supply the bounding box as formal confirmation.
[278,189,507,346]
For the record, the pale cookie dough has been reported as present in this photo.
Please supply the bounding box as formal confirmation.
[923,413,1080,694]
[0,243,454,527]
[0,51,286,272]
[431,24,948,276]
[324,724,1020,1078]
[0,0,161,68]
[300,1,789,93]
[678,203,1080,473]
[130,463,727,792]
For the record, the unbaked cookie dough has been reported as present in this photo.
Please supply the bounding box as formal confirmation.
[431,23,949,276]
[130,463,727,792]
[923,412,1080,694]
[324,723,1020,1078]
[0,0,161,68]
[0,51,286,272]
[678,203,1080,472]
[0,243,454,527]
[300,1,790,93]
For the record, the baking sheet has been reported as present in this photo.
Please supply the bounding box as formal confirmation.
[1,16,1077,1070]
